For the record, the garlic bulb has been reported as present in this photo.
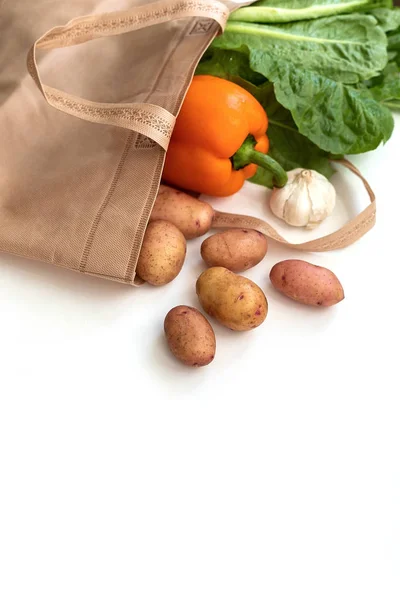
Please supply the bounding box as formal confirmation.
[270,168,336,229]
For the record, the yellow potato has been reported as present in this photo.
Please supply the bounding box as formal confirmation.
[150,184,214,239]
[164,305,216,367]
[201,229,268,272]
[270,259,344,306]
[196,267,268,331]
[136,220,186,286]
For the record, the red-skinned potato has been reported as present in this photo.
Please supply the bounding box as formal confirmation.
[150,185,214,239]
[164,306,216,367]
[270,260,344,306]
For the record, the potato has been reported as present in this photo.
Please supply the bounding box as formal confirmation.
[150,185,214,239]
[196,267,268,331]
[164,306,216,367]
[136,220,186,286]
[270,259,344,306]
[201,229,268,272]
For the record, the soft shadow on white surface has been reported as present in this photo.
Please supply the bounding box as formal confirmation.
[0,252,135,319]
[0,253,131,298]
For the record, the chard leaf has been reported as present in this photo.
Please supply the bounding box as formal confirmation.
[387,29,400,66]
[210,16,393,153]
[367,7,400,31]
[388,30,400,51]
[269,64,394,153]
[363,62,400,108]
[196,48,267,85]
[231,0,388,24]
[213,16,388,84]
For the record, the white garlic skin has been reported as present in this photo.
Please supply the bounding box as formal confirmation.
[269,168,336,229]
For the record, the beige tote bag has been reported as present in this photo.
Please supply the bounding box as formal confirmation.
[0,0,375,285]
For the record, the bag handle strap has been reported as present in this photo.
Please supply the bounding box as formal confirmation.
[27,0,229,151]
[212,159,376,251]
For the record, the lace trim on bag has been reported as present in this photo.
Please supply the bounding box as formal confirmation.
[46,91,175,141]
[39,1,229,47]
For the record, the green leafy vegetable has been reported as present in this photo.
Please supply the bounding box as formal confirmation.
[230,0,388,24]
[388,30,400,52]
[367,7,400,31]
[197,48,267,85]
[213,16,387,84]
[363,62,400,108]
[270,67,394,153]
[387,27,400,67]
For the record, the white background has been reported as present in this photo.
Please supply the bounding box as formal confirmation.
[0,116,399,600]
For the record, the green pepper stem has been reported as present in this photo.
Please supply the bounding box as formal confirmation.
[232,136,288,188]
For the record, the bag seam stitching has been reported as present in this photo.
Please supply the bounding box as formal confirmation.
[78,18,187,274]
[123,18,195,282]
[123,18,219,282]
[79,130,134,272]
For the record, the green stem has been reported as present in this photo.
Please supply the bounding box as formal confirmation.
[232,135,288,188]
[382,100,400,111]
[228,0,377,25]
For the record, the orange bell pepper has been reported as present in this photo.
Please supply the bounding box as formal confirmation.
[162,75,287,197]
